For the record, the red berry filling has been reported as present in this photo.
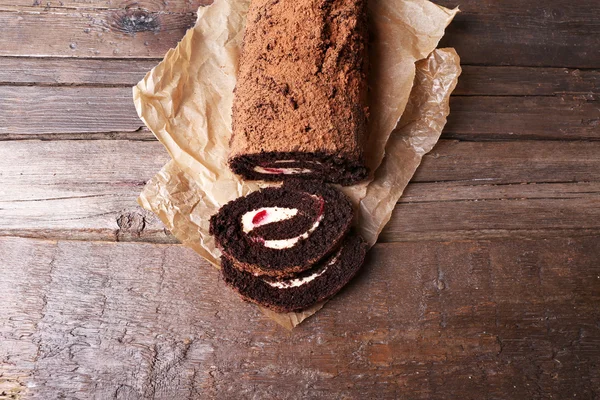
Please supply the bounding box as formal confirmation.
[262,167,284,174]
[252,210,268,225]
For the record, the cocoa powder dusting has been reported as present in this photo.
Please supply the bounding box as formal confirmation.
[230,0,368,162]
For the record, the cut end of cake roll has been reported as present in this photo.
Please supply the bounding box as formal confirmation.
[209,180,354,277]
[229,152,369,186]
[221,233,367,313]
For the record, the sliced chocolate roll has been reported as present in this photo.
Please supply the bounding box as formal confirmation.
[209,180,353,277]
[229,0,369,186]
[221,233,367,313]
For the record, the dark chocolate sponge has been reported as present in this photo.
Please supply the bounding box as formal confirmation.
[229,152,368,186]
[209,180,354,277]
[221,233,367,313]
[229,0,369,185]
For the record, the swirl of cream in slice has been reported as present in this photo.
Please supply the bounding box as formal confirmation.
[264,248,342,289]
[241,207,298,233]
[240,197,324,249]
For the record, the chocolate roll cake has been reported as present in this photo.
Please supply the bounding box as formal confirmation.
[229,0,369,186]
[222,233,367,312]
[209,180,354,277]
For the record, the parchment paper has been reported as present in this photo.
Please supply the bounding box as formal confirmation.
[134,0,460,328]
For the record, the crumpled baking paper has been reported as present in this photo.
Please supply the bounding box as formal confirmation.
[134,0,461,329]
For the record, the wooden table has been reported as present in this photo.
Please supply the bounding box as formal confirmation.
[1,0,599,398]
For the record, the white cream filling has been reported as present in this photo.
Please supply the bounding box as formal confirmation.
[241,207,298,233]
[266,266,328,289]
[254,166,312,175]
[241,206,320,249]
[273,160,322,165]
[264,248,342,289]
[261,214,323,249]
[241,196,324,250]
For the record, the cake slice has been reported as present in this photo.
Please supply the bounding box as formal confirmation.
[209,180,354,277]
[221,233,367,312]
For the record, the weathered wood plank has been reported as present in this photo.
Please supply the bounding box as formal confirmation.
[444,95,600,140]
[390,181,600,242]
[0,86,143,135]
[0,140,172,242]
[3,86,598,139]
[0,0,598,68]
[401,180,600,203]
[383,193,600,242]
[0,57,158,86]
[454,66,600,97]
[0,130,157,141]
[0,9,196,58]
[1,140,599,243]
[413,140,600,184]
[436,0,600,68]
[1,236,599,398]
[0,0,209,13]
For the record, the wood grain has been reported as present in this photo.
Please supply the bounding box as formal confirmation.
[435,0,600,68]
[1,236,598,399]
[385,187,600,242]
[3,85,598,140]
[444,95,600,140]
[0,8,196,58]
[0,140,172,243]
[0,86,143,135]
[413,140,600,184]
[1,139,598,243]
[385,181,600,241]
[454,67,600,97]
[0,0,210,13]
[0,57,158,86]
[0,0,598,69]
